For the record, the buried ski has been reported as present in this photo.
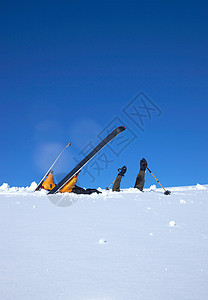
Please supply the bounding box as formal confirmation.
[48,126,126,194]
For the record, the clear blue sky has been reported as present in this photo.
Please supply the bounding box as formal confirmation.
[0,0,207,189]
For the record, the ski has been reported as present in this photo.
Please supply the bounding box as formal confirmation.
[48,126,126,194]
[35,142,72,191]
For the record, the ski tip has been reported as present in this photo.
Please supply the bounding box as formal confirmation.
[117,126,126,132]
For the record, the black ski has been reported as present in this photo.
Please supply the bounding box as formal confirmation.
[48,126,126,194]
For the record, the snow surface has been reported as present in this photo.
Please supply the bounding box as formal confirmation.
[0,182,208,300]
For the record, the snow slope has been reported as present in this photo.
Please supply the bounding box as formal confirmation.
[0,182,208,300]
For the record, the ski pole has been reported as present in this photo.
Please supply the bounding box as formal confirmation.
[105,179,115,190]
[35,142,72,191]
[146,167,171,195]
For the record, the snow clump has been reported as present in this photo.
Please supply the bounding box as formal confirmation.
[99,239,107,244]
[196,183,206,190]
[169,221,176,227]
[0,183,10,192]
[150,185,157,191]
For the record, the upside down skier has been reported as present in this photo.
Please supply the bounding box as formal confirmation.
[112,158,148,192]
[41,171,101,194]
[41,158,147,194]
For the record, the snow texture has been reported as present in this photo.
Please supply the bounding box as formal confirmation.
[0,183,208,300]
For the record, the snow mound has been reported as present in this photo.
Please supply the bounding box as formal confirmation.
[0,182,207,196]
[0,182,38,194]
[196,183,206,190]
[149,184,157,191]
[0,183,10,191]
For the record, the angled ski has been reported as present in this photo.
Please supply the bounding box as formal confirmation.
[48,126,126,194]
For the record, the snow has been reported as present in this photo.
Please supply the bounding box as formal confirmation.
[149,184,157,191]
[0,181,38,194]
[0,183,208,299]
[196,183,206,190]
[168,220,176,227]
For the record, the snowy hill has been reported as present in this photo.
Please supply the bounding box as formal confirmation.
[0,183,208,300]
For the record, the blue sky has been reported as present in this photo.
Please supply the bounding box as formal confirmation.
[0,0,207,189]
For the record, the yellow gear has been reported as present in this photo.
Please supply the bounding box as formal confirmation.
[60,175,78,193]
[41,172,56,191]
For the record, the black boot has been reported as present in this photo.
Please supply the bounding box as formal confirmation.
[140,158,147,171]
[118,165,127,176]
[134,158,147,191]
[112,166,127,192]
